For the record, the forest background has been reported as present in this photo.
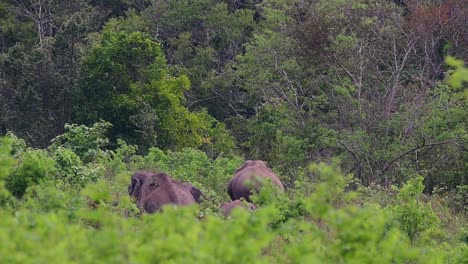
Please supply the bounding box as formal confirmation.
[0,0,467,262]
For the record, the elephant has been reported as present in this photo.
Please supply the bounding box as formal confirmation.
[220,199,257,218]
[128,171,151,199]
[227,160,284,202]
[128,171,203,213]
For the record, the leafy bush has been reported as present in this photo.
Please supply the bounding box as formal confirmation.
[0,137,14,203]
[262,161,462,263]
[22,183,83,215]
[0,134,466,263]
[250,180,307,228]
[4,132,27,157]
[52,147,105,188]
[391,177,441,241]
[5,149,56,198]
[50,122,111,163]
[451,185,468,214]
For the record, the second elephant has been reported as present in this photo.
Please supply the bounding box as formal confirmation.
[227,160,285,202]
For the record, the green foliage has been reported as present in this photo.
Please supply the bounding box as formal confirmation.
[74,30,234,153]
[266,161,461,263]
[1,0,468,262]
[50,122,112,163]
[0,2,36,49]
[21,182,83,215]
[419,82,467,192]
[0,137,14,203]
[0,43,67,147]
[99,139,139,179]
[451,185,468,214]
[251,181,307,228]
[0,137,14,179]
[75,30,190,149]
[133,147,243,197]
[391,177,441,241]
[5,149,57,198]
[52,147,105,188]
[0,138,466,263]
[446,56,468,95]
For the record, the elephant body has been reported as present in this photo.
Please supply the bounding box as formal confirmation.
[220,200,257,217]
[227,160,284,202]
[128,171,203,213]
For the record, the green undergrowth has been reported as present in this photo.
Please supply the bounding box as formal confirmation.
[0,133,466,263]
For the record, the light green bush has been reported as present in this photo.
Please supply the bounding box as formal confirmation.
[53,147,104,188]
[391,177,441,242]
[0,135,466,263]
[50,122,111,163]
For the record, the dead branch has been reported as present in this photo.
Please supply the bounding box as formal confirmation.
[382,139,456,172]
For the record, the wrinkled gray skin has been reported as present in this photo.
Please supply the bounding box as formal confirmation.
[128,171,203,213]
[220,200,257,218]
[227,160,285,202]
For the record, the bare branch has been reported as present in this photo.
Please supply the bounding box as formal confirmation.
[382,140,457,172]
[339,141,364,173]
[210,88,245,119]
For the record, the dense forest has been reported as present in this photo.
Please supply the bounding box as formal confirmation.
[0,0,467,262]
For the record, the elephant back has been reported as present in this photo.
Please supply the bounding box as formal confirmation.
[220,200,257,217]
[227,160,284,201]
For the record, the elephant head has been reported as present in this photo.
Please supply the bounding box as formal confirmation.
[128,171,151,199]
[129,171,202,213]
[220,199,257,218]
[227,160,284,202]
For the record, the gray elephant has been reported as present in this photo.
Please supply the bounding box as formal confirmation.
[128,171,203,213]
[128,171,151,199]
[227,160,284,202]
[220,199,257,218]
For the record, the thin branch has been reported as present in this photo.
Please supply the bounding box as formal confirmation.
[187,96,217,108]
[382,140,456,172]
[339,142,364,174]
[210,89,245,119]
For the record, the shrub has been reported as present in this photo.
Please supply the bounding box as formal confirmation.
[0,137,14,203]
[451,185,468,214]
[5,149,56,198]
[50,122,111,163]
[390,177,441,241]
[52,147,104,188]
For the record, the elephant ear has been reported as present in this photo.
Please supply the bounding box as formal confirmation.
[189,186,203,203]
[227,180,235,201]
[130,178,142,198]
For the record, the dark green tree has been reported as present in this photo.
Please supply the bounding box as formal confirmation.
[74,30,234,152]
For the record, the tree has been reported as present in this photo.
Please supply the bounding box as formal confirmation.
[0,43,68,147]
[103,0,259,121]
[74,30,234,152]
